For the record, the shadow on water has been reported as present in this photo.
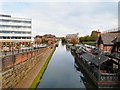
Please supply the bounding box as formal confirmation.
[74,57,98,89]
[68,44,97,89]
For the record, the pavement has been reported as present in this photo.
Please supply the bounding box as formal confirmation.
[15,47,53,88]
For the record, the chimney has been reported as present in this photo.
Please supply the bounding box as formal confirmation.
[96,29,101,47]
[97,29,101,38]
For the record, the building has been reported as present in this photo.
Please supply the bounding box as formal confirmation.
[34,34,56,45]
[66,33,79,43]
[96,30,119,53]
[111,35,120,59]
[0,14,32,50]
[34,35,42,44]
[43,34,56,44]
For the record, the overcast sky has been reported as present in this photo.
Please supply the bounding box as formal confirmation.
[0,0,118,37]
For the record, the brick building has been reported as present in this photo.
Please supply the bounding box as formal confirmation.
[66,33,79,43]
[34,34,56,45]
[96,32,119,53]
[111,35,120,59]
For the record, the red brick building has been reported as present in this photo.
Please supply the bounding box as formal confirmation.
[66,33,79,43]
[96,32,119,52]
[34,34,56,45]
[34,35,42,44]
[111,35,120,59]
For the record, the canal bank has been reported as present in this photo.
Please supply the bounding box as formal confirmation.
[15,46,56,88]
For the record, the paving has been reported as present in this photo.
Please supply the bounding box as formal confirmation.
[15,47,53,88]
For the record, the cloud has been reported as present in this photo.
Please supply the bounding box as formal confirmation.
[0,1,118,37]
[0,0,119,2]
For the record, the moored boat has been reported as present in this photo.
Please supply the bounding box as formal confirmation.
[72,44,120,88]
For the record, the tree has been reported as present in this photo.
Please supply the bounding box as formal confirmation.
[79,30,98,42]
[80,37,84,42]
[41,37,46,44]
[61,37,66,43]
[90,31,98,41]
[80,35,90,42]
[71,38,77,45]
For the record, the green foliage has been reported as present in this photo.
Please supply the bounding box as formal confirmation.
[80,30,98,42]
[80,35,90,42]
[16,45,21,49]
[90,31,98,41]
[41,38,46,44]
[61,37,66,43]
[83,42,95,46]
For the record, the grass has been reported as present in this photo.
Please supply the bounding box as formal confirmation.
[29,47,56,89]
[83,41,95,46]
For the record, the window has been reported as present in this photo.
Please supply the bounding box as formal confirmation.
[3,37,6,39]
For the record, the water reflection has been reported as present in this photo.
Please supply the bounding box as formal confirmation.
[37,41,96,88]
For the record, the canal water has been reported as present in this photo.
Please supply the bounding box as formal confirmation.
[37,41,96,88]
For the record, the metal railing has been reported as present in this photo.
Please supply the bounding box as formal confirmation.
[100,73,119,81]
[80,55,119,82]
[103,28,120,33]
[0,47,47,57]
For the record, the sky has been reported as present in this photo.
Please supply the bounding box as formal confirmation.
[0,0,119,37]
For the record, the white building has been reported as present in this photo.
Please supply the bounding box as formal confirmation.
[0,14,32,48]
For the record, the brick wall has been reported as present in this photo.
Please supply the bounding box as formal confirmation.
[1,48,47,88]
[98,44,112,52]
[1,49,43,71]
[103,46,112,52]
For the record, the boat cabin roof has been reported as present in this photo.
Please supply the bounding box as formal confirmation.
[81,52,95,62]
[91,54,109,65]
[81,52,110,66]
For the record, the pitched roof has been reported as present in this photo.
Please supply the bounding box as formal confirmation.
[91,54,109,65]
[34,35,42,38]
[81,52,109,65]
[101,33,119,45]
[112,34,120,43]
[81,52,95,62]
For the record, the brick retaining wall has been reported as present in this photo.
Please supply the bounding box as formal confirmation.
[0,48,48,88]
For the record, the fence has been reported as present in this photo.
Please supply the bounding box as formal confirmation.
[0,48,46,71]
[100,73,119,81]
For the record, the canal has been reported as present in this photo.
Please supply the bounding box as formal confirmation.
[37,41,96,88]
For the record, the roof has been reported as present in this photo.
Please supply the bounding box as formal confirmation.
[91,48,102,54]
[91,54,109,65]
[66,33,79,38]
[34,35,42,38]
[112,34,120,43]
[81,52,95,62]
[0,14,11,17]
[43,34,56,38]
[101,33,118,45]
